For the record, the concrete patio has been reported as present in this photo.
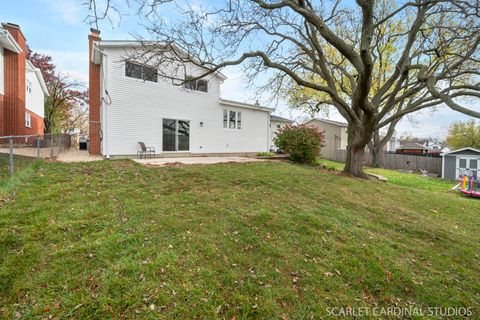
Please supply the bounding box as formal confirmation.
[134,156,266,166]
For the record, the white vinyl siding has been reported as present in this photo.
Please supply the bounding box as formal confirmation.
[100,47,269,156]
[25,69,45,118]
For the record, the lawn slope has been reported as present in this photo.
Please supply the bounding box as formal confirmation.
[0,160,479,319]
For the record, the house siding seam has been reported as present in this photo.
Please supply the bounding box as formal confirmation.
[98,46,270,156]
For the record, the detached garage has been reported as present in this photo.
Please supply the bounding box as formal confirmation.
[442,148,480,180]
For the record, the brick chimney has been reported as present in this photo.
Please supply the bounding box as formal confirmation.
[2,23,27,136]
[88,28,101,155]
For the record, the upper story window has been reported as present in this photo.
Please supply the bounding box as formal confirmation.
[184,76,208,93]
[25,112,31,128]
[223,110,241,129]
[26,79,32,94]
[125,62,158,83]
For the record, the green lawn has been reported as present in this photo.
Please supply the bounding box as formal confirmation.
[1,160,479,319]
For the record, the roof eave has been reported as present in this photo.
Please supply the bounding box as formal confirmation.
[442,147,480,156]
[97,40,228,80]
[219,98,274,112]
[35,68,49,96]
[0,28,22,53]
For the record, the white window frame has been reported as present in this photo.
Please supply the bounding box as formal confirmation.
[26,79,32,94]
[162,118,191,152]
[25,112,31,128]
[223,109,242,130]
[125,61,158,83]
[456,156,480,179]
[184,76,209,93]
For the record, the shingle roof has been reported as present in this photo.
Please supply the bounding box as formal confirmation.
[270,115,293,123]
[398,143,428,150]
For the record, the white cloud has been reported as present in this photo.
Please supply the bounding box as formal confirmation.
[37,49,88,85]
[220,66,253,102]
[37,0,84,25]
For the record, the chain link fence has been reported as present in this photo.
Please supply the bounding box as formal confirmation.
[0,133,75,178]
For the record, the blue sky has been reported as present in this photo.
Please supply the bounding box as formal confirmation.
[1,0,477,140]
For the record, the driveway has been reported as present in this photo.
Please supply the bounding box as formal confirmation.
[134,156,266,166]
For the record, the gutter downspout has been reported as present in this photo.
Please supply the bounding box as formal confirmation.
[267,111,272,152]
[94,46,110,159]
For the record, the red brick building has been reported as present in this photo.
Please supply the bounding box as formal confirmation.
[0,23,48,137]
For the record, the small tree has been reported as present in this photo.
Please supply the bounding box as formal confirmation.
[27,48,88,133]
[446,120,480,150]
[275,125,325,164]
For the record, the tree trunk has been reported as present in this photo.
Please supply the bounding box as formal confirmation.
[370,130,383,168]
[343,122,373,178]
[344,145,368,177]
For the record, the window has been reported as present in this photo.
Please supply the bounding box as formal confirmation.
[25,113,31,128]
[125,62,158,82]
[276,123,281,129]
[163,119,190,151]
[457,157,480,179]
[223,110,241,130]
[184,76,208,93]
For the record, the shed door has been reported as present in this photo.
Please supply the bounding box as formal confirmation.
[456,157,479,179]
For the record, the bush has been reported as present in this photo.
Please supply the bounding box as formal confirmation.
[275,124,325,164]
[256,152,276,158]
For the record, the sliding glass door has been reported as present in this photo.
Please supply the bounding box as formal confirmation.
[162,119,190,152]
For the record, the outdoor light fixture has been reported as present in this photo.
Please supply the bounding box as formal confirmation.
[200,121,204,127]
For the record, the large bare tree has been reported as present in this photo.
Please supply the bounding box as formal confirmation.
[86,0,480,177]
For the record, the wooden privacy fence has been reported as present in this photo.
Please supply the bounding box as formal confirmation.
[334,149,442,174]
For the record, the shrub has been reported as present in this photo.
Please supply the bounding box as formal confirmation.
[256,152,276,158]
[275,124,325,164]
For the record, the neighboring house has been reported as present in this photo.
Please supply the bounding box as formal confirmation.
[385,136,398,153]
[269,115,293,151]
[304,118,399,160]
[442,147,480,180]
[0,23,48,136]
[304,118,348,160]
[422,140,443,156]
[423,141,443,151]
[88,29,274,157]
[396,143,429,155]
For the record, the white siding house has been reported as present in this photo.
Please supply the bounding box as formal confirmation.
[304,118,348,160]
[25,60,47,119]
[269,115,293,151]
[90,40,273,157]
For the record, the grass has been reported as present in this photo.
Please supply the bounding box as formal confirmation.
[0,153,38,181]
[0,160,479,319]
[0,154,40,201]
[318,159,454,192]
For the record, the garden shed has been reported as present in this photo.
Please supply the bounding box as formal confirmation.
[442,147,480,180]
